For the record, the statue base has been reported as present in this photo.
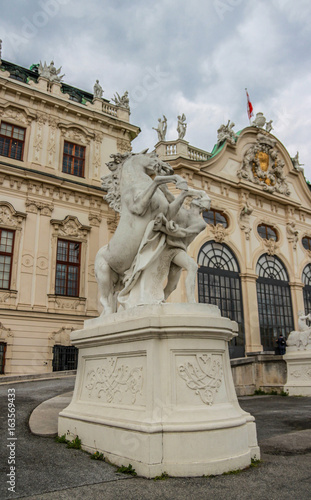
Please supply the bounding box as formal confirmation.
[284,349,311,396]
[58,304,260,477]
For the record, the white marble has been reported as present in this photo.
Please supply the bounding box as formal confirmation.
[59,304,260,477]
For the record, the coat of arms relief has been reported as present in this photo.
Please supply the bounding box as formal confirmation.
[237,133,290,196]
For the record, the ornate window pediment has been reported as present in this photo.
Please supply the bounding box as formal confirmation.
[0,202,27,229]
[0,103,36,126]
[59,123,94,145]
[238,133,290,196]
[50,215,90,240]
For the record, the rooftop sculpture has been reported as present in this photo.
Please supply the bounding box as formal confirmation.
[93,79,103,99]
[95,150,210,314]
[38,61,65,83]
[152,115,167,142]
[217,120,238,146]
[112,90,130,110]
[177,114,187,139]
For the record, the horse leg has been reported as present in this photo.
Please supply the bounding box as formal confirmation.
[164,263,182,300]
[95,246,119,315]
[170,251,198,303]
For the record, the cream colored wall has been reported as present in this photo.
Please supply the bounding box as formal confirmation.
[0,68,138,375]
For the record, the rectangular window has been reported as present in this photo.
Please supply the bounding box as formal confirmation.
[62,141,85,177]
[0,229,15,289]
[0,122,26,161]
[55,239,81,297]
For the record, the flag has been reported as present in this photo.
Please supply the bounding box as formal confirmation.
[245,88,254,120]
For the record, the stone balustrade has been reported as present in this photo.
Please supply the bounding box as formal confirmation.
[155,139,211,162]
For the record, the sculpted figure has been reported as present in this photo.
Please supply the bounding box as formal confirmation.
[217,120,238,146]
[292,151,304,172]
[38,61,64,83]
[112,91,130,110]
[152,115,167,142]
[287,311,311,350]
[93,80,103,99]
[177,114,187,139]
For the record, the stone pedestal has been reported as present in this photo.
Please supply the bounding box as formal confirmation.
[58,304,260,477]
[284,349,311,396]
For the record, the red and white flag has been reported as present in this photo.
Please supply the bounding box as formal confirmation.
[245,88,254,120]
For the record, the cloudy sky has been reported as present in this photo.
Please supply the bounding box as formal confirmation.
[1,0,311,179]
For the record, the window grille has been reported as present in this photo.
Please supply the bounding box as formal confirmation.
[256,254,294,350]
[52,345,78,371]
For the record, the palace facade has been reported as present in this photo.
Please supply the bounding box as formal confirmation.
[1,56,311,374]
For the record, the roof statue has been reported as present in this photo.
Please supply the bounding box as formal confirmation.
[95,150,210,315]
[38,61,65,83]
[177,114,187,140]
[252,112,266,128]
[112,90,130,110]
[152,115,167,142]
[291,151,304,172]
[93,79,103,99]
[265,120,273,133]
[217,120,238,146]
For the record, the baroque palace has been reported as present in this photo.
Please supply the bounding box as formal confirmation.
[0,55,311,375]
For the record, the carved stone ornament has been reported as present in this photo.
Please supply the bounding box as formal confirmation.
[48,325,74,345]
[286,221,299,250]
[0,202,26,228]
[59,124,94,146]
[111,91,130,111]
[0,104,36,126]
[38,60,64,83]
[85,357,143,404]
[209,223,227,243]
[0,322,13,341]
[238,133,290,196]
[178,353,223,405]
[51,215,90,240]
[239,201,253,240]
[287,312,311,351]
[264,238,278,256]
[117,138,132,153]
[217,119,238,146]
[26,199,54,216]
[289,366,311,380]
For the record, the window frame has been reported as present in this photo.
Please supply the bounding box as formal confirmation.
[302,236,311,251]
[202,208,228,228]
[62,140,86,178]
[55,238,81,297]
[0,228,15,290]
[257,223,278,241]
[0,121,26,161]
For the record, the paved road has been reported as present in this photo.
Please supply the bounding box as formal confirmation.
[1,378,311,500]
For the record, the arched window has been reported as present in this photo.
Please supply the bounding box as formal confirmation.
[257,224,278,241]
[256,254,294,351]
[203,209,228,228]
[197,241,244,358]
[302,264,311,315]
[302,236,311,251]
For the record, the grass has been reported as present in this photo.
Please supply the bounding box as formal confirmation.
[116,464,137,476]
[54,434,81,449]
[153,472,169,481]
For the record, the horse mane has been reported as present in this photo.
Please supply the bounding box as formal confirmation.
[101,152,132,213]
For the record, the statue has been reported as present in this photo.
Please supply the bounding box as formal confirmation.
[177,114,187,140]
[93,80,103,99]
[252,112,266,128]
[292,151,304,172]
[95,150,210,315]
[265,120,273,133]
[38,61,64,83]
[286,221,298,249]
[217,120,238,146]
[112,91,130,110]
[287,311,311,350]
[152,115,167,142]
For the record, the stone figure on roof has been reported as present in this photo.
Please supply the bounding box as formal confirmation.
[265,120,273,133]
[152,115,167,142]
[177,114,187,140]
[112,91,130,110]
[38,60,65,83]
[93,80,103,99]
[217,120,238,146]
[252,112,266,128]
[292,151,304,172]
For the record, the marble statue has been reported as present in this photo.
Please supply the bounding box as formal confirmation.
[287,311,311,350]
[112,91,130,110]
[217,120,238,146]
[177,114,187,140]
[292,151,304,172]
[38,61,64,83]
[93,80,103,99]
[95,150,209,314]
[152,115,167,142]
[265,120,273,133]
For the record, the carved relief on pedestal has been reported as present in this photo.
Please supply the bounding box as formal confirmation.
[84,357,144,405]
[238,133,290,196]
[177,353,223,405]
[289,365,311,381]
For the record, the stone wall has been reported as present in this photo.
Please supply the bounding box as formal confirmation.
[231,355,287,396]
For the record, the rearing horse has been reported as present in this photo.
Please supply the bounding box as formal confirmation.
[95,150,187,315]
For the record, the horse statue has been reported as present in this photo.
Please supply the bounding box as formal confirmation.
[95,150,190,315]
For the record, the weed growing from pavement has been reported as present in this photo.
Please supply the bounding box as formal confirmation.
[153,472,169,481]
[116,464,137,476]
[253,389,288,396]
[90,451,104,461]
[54,434,81,449]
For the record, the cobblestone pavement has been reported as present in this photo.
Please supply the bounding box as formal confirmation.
[1,377,311,500]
